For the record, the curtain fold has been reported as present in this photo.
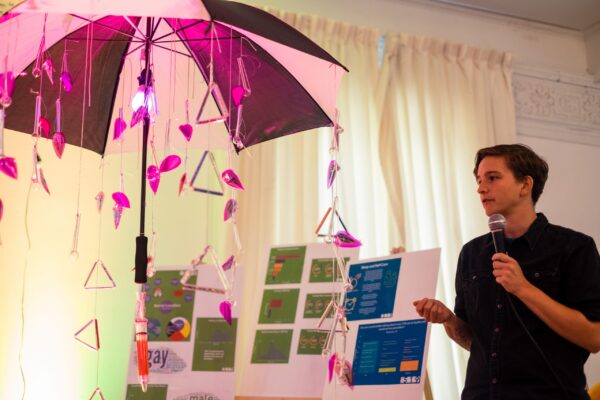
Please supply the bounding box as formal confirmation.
[377,32,516,399]
[234,11,388,392]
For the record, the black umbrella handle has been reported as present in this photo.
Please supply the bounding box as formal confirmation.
[135,235,148,283]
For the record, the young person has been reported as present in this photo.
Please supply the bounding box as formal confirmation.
[414,144,600,399]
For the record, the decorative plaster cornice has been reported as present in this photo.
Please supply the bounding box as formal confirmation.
[513,69,600,146]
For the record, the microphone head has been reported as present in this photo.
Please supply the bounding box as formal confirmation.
[488,213,506,231]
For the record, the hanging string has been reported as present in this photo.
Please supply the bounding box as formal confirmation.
[93,157,106,388]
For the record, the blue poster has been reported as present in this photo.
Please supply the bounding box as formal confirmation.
[345,258,400,321]
[353,319,427,386]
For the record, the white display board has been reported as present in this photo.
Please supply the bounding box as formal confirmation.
[125,264,243,400]
[238,242,360,398]
[322,248,440,400]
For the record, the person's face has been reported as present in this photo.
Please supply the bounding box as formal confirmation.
[476,156,528,217]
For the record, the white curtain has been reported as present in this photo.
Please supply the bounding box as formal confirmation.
[234,11,390,391]
[377,32,516,399]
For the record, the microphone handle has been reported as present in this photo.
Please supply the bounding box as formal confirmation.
[491,229,506,254]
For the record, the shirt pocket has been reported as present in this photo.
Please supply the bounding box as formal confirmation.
[523,263,560,298]
[461,270,495,322]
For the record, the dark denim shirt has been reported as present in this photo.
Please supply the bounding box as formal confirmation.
[454,213,600,400]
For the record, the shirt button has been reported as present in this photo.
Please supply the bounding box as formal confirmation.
[492,378,498,384]
[494,327,500,333]
[534,272,540,278]
[497,303,503,309]
[472,275,477,280]
[491,352,497,358]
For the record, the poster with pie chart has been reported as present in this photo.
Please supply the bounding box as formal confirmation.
[143,270,196,342]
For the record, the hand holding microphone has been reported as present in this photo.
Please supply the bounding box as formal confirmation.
[488,214,530,295]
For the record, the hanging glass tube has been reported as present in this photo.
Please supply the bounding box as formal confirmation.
[70,212,81,260]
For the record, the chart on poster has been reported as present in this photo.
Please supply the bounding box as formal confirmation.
[238,242,360,399]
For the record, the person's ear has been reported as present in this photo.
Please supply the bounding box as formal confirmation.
[521,176,534,197]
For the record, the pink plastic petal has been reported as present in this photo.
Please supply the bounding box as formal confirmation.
[0,71,16,108]
[336,359,354,389]
[39,168,50,195]
[130,107,147,128]
[60,71,72,92]
[328,353,337,383]
[333,230,362,248]
[179,123,193,142]
[39,117,51,138]
[232,85,245,107]
[42,58,55,85]
[327,160,340,189]
[112,192,130,208]
[113,117,127,140]
[178,173,187,196]
[222,255,235,271]
[223,198,238,221]
[159,155,181,173]
[219,300,232,325]
[95,192,104,212]
[0,198,3,222]
[0,157,18,179]
[113,203,123,229]
[146,165,160,194]
[52,131,65,158]
[221,169,245,191]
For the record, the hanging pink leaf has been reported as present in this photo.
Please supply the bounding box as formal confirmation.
[52,131,65,158]
[179,123,193,142]
[112,192,130,208]
[0,71,16,108]
[95,191,104,212]
[219,300,232,325]
[232,85,245,107]
[336,358,354,389]
[328,353,337,383]
[0,198,3,222]
[221,169,245,191]
[178,173,187,196]
[42,58,55,85]
[327,160,340,189]
[38,117,51,138]
[113,203,123,229]
[223,198,238,221]
[60,71,72,92]
[146,165,160,194]
[222,255,235,271]
[113,117,127,140]
[0,156,18,179]
[39,168,50,195]
[159,155,181,173]
[333,230,362,248]
[130,106,147,128]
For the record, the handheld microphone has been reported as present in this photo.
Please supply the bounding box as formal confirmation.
[488,214,507,254]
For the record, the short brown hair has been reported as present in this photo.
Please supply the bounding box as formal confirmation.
[473,144,549,204]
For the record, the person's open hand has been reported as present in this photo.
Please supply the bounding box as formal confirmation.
[413,298,453,323]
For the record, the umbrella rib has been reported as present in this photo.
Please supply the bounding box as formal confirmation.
[151,18,162,39]
[151,43,192,58]
[70,14,144,41]
[124,16,147,41]
[153,19,207,43]
[154,36,242,43]
[67,38,144,43]
[125,43,146,58]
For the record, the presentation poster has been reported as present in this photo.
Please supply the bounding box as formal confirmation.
[322,248,440,400]
[238,243,360,399]
[125,264,242,400]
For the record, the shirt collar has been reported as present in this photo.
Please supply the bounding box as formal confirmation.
[518,212,548,250]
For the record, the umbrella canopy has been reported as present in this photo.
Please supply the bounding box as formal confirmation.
[1,0,347,154]
[0,0,347,284]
